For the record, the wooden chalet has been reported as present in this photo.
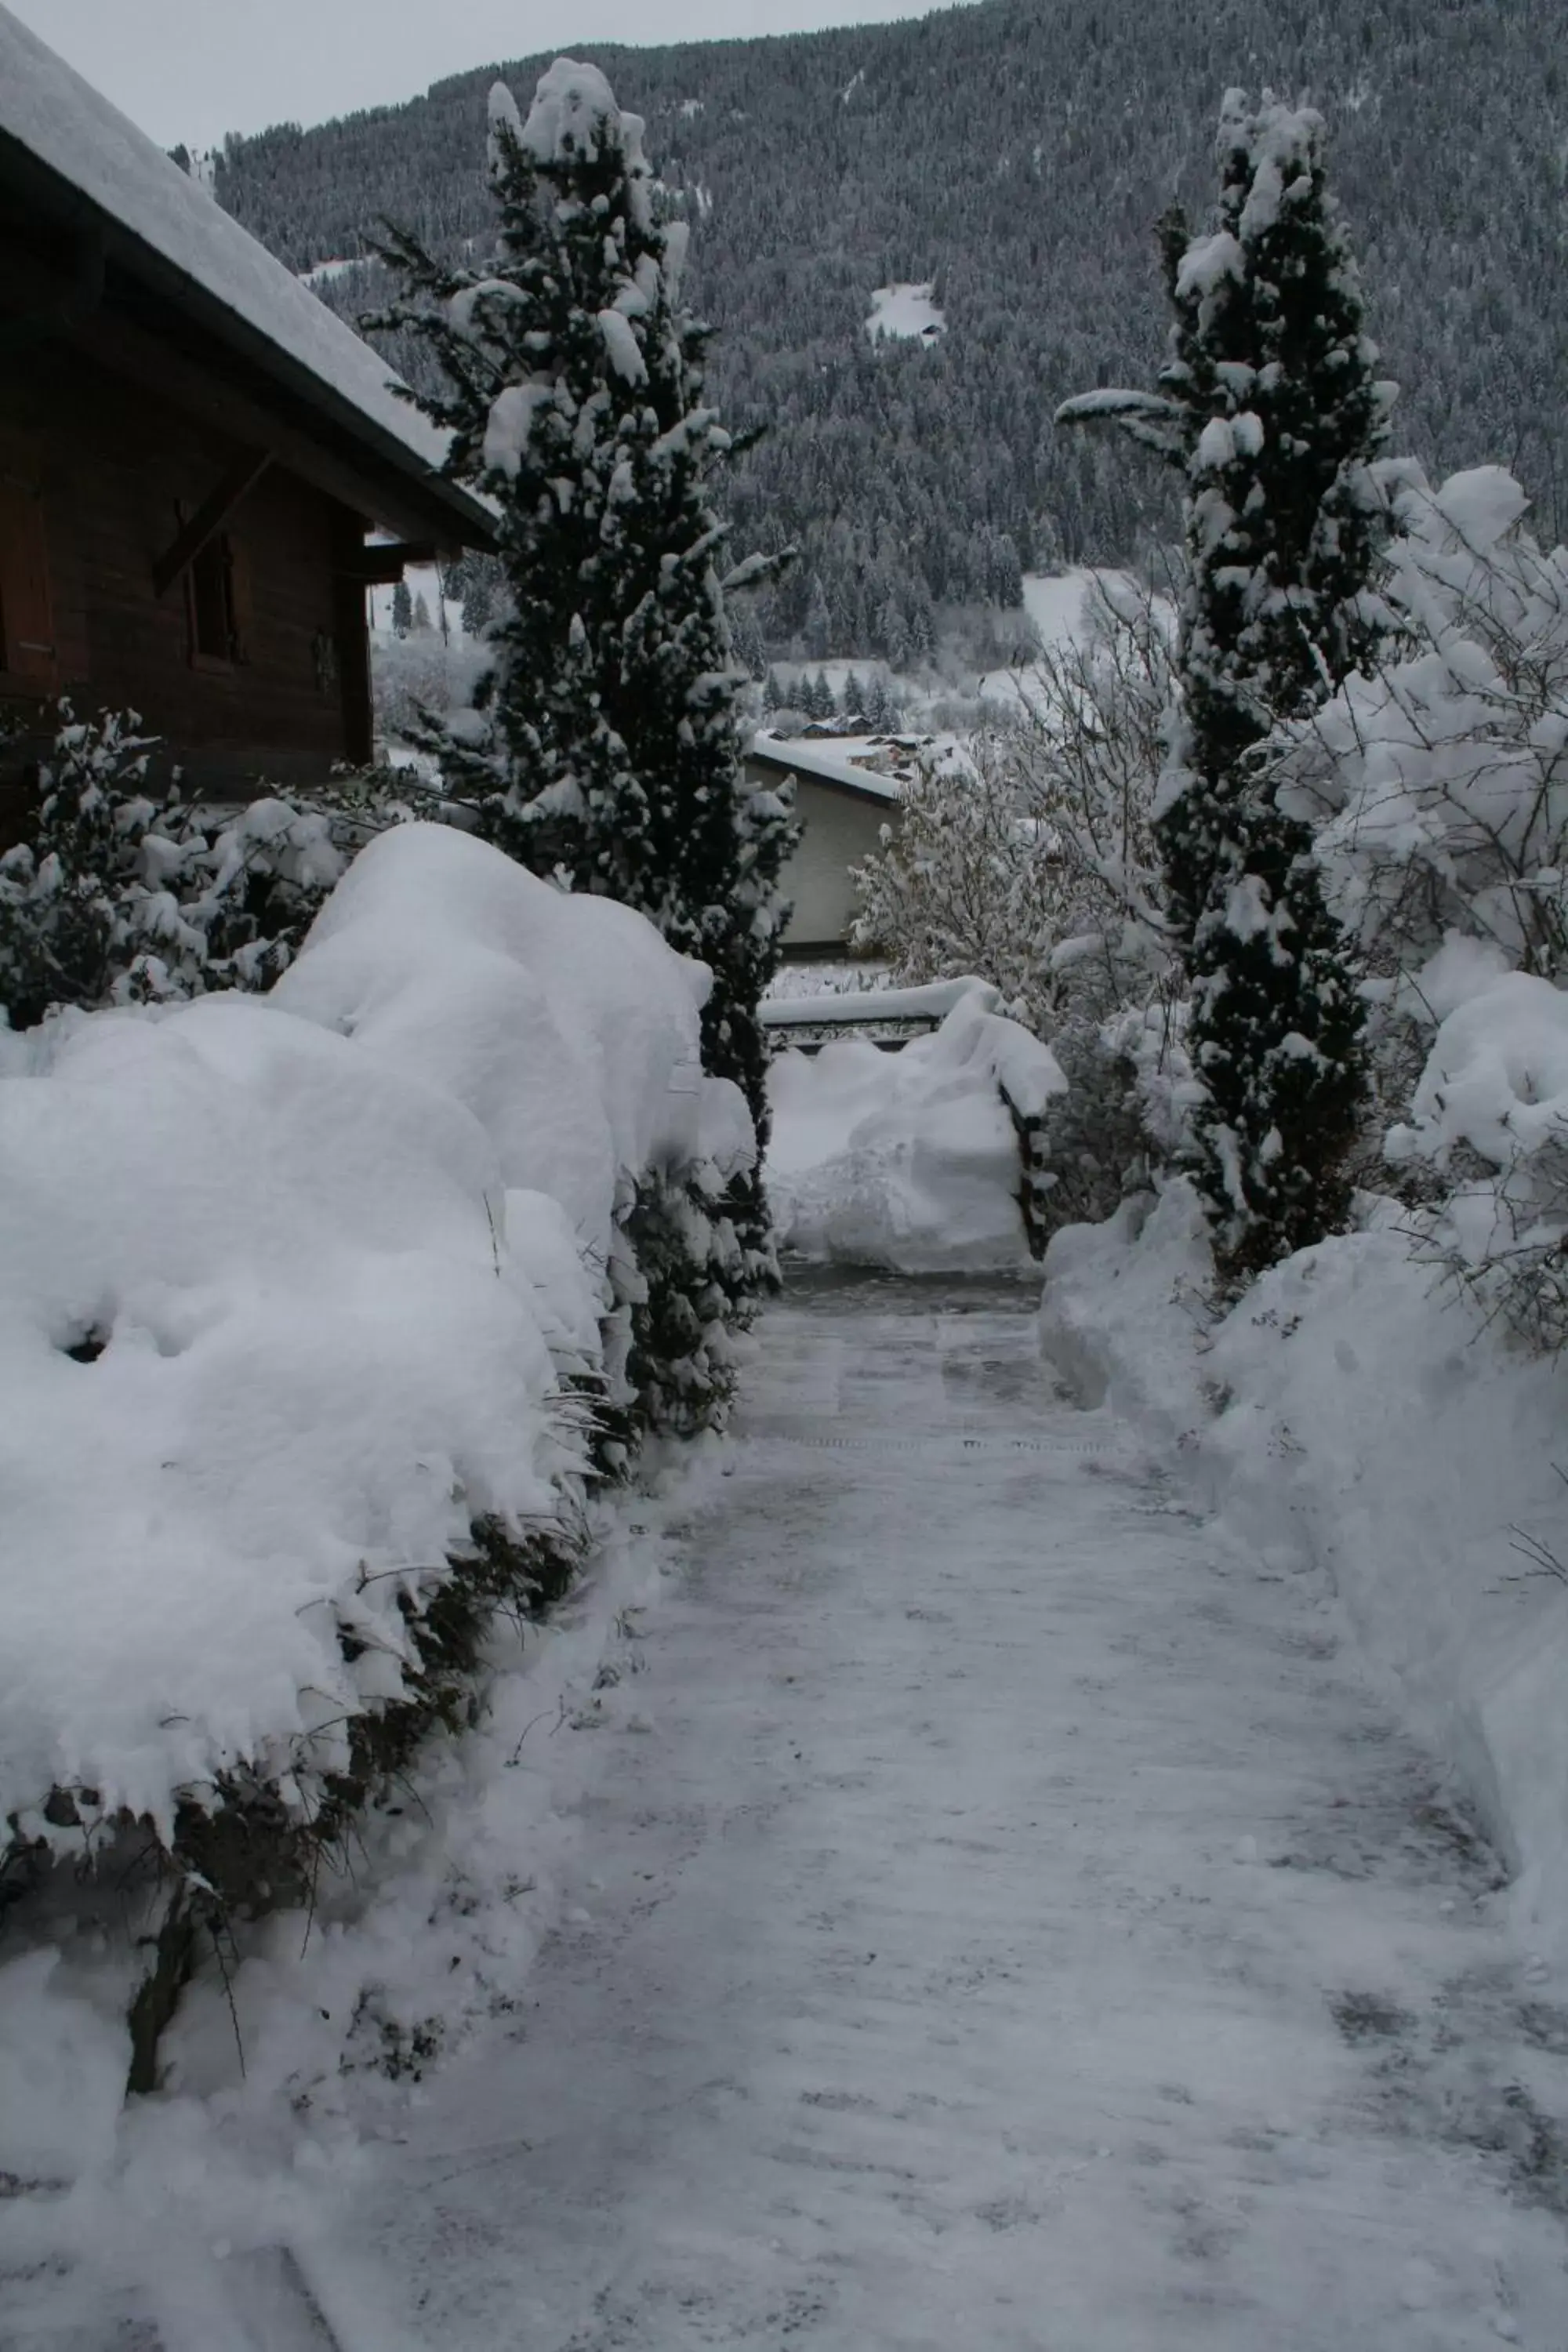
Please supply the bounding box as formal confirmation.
[0,7,493,826]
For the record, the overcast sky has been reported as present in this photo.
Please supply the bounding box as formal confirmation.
[11,2,980,149]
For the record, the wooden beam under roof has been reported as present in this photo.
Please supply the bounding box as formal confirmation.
[338,540,441,586]
[70,301,485,552]
[151,448,272,597]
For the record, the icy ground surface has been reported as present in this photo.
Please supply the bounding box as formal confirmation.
[320,1269,1568,2349]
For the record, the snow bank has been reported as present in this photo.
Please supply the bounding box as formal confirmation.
[1040,1181,1568,1961]
[768,993,1065,1272]
[0,826,742,1855]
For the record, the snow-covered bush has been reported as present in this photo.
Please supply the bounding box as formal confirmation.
[1385,971,1568,1354]
[1272,463,1568,1000]
[0,708,343,1028]
[1267,463,1568,1301]
[0,823,752,2080]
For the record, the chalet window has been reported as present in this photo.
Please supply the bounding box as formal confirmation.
[188,532,237,664]
[0,473,56,687]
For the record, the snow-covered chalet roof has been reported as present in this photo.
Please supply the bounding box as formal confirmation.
[746,734,904,805]
[0,5,491,545]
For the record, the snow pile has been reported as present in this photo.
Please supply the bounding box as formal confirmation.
[1040,1181,1568,1960]
[0,825,739,1856]
[767,990,1065,1272]
[866,283,946,344]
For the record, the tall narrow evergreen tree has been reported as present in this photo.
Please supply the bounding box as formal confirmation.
[371,59,796,1271]
[1059,90,1393,1275]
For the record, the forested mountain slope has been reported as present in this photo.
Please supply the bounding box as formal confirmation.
[214,0,1566,663]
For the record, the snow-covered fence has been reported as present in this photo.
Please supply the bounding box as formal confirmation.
[0,825,753,2083]
[760,972,1000,1054]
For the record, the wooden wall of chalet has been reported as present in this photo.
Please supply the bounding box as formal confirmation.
[0,332,372,835]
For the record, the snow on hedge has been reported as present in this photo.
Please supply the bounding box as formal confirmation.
[1040,1181,1568,1961]
[766,992,1065,1272]
[273,823,726,1271]
[0,825,742,1849]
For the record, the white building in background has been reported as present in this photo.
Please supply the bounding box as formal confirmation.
[742,735,906,958]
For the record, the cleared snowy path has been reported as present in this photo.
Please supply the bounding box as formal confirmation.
[351,1271,1568,2348]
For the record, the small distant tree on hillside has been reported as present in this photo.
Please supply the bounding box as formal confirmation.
[1059,89,1392,1276]
[390,578,412,638]
[802,574,834,661]
[459,557,497,637]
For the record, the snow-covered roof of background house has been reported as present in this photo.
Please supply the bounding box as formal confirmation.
[0,5,491,544]
[746,735,904,804]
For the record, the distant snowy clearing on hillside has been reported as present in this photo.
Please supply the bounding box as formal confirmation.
[1021,568,1131,644]
[867,282,946,343]
[970,568,1142,700]
[298,256,361,289]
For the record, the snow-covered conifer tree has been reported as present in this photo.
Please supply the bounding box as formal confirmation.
[390,578,412,638]
[460,561,495,637]
[372,60,796,1278]
[1059,90,1392,1274]
[802,574,834,661]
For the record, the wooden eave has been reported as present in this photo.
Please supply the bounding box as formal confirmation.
[0,127,496,555]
